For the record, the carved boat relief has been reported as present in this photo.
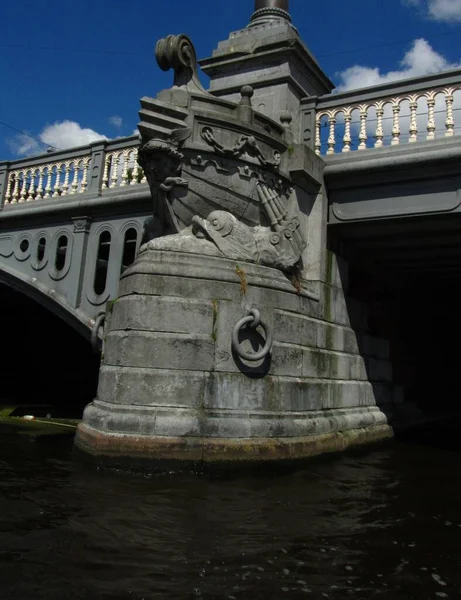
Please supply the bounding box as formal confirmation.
[137,34,306,272]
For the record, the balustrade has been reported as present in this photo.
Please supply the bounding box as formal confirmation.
[4,156,91,206]
[1,137,147,208]
[2,72,461,209]
[312,75,461,156]
[102,147,146,190]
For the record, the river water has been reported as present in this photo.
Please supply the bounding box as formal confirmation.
[1,430,460,599]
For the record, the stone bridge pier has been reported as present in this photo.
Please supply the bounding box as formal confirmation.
[75,1,410,466]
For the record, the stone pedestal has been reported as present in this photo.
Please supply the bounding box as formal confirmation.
[75,250,397,465]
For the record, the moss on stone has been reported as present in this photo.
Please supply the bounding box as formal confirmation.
[106,297,120,314]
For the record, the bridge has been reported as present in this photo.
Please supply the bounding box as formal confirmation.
[1,0,461,448]
[2,70,460,331]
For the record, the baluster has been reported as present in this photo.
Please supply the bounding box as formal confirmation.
[36,166,45,200]
[44,166,53,198]
[358,105,368,150]
[62,161,71,196]
[141,168,147,184]
[130,153,137,185]
[131,149,139,184]
[326,112,337,155]
[408,96,418,143]
[5,172,14,205]
[391,99,401,145]
[110,152,120,188]
[26,169,35,201]
[102,153,111,189]
[53,164,62,197]
[426,92,436,140]
[342,110,352,153]
[444,88,455,137]
[315,115,322,155]
[374,102,384,148]
[80,157,90,193]
[11,172,20,204]
[19,171,27,202]
[70,161,80,194]
[120,149,130,186]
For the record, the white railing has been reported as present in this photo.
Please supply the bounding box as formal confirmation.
[314,81,461,156]
[102,147,146,189]
[4,156,91,205]
[1,137,148,208]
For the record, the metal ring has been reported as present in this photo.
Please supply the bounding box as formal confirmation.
[232,309,273,362]
[91,312,106,354]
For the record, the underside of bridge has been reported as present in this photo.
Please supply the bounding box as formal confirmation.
[331,214,461,414]
[0,282,100,417]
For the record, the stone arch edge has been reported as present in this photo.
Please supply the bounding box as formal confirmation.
[0,263,94,343]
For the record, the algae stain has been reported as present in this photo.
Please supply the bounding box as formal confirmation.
[235,264,248,295]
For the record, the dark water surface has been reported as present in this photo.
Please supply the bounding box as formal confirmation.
[1,433,461,600]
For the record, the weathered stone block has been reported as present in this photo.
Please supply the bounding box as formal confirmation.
[104,331,215,371]
[204,373,270,412]
[110,296,214,335]
[274,310,320,348]
[97,365,208,408]
[271,343,304,377]
[302,348,365,380]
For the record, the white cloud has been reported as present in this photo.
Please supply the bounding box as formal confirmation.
[337,38,460,91]
[406,0,461,21]
[9,120,108,156]
[8,134,40,156]
[40,121,107,149]
[109,115,123,129]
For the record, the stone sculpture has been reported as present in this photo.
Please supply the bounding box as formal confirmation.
[137,34,306,273]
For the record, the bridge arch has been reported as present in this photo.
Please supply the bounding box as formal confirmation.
[0,262,93,342]
[0,265,100,415]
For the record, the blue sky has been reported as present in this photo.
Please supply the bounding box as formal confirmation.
[1,0,461,160]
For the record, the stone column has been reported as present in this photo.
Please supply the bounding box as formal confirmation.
[87,141,107,196]
[249,0,291,26]
[67,216,92,309]
[200,0,333,142]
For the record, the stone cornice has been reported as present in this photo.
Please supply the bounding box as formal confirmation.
[201,39,334,97]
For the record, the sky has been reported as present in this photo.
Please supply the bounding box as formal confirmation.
[1,0,461,160]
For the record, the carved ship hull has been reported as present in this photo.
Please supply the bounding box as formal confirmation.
[165,160,273,232]
[136,34,305,270]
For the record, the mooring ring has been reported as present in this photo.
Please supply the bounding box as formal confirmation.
[91,312,106,354]
[232,308,273,362]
